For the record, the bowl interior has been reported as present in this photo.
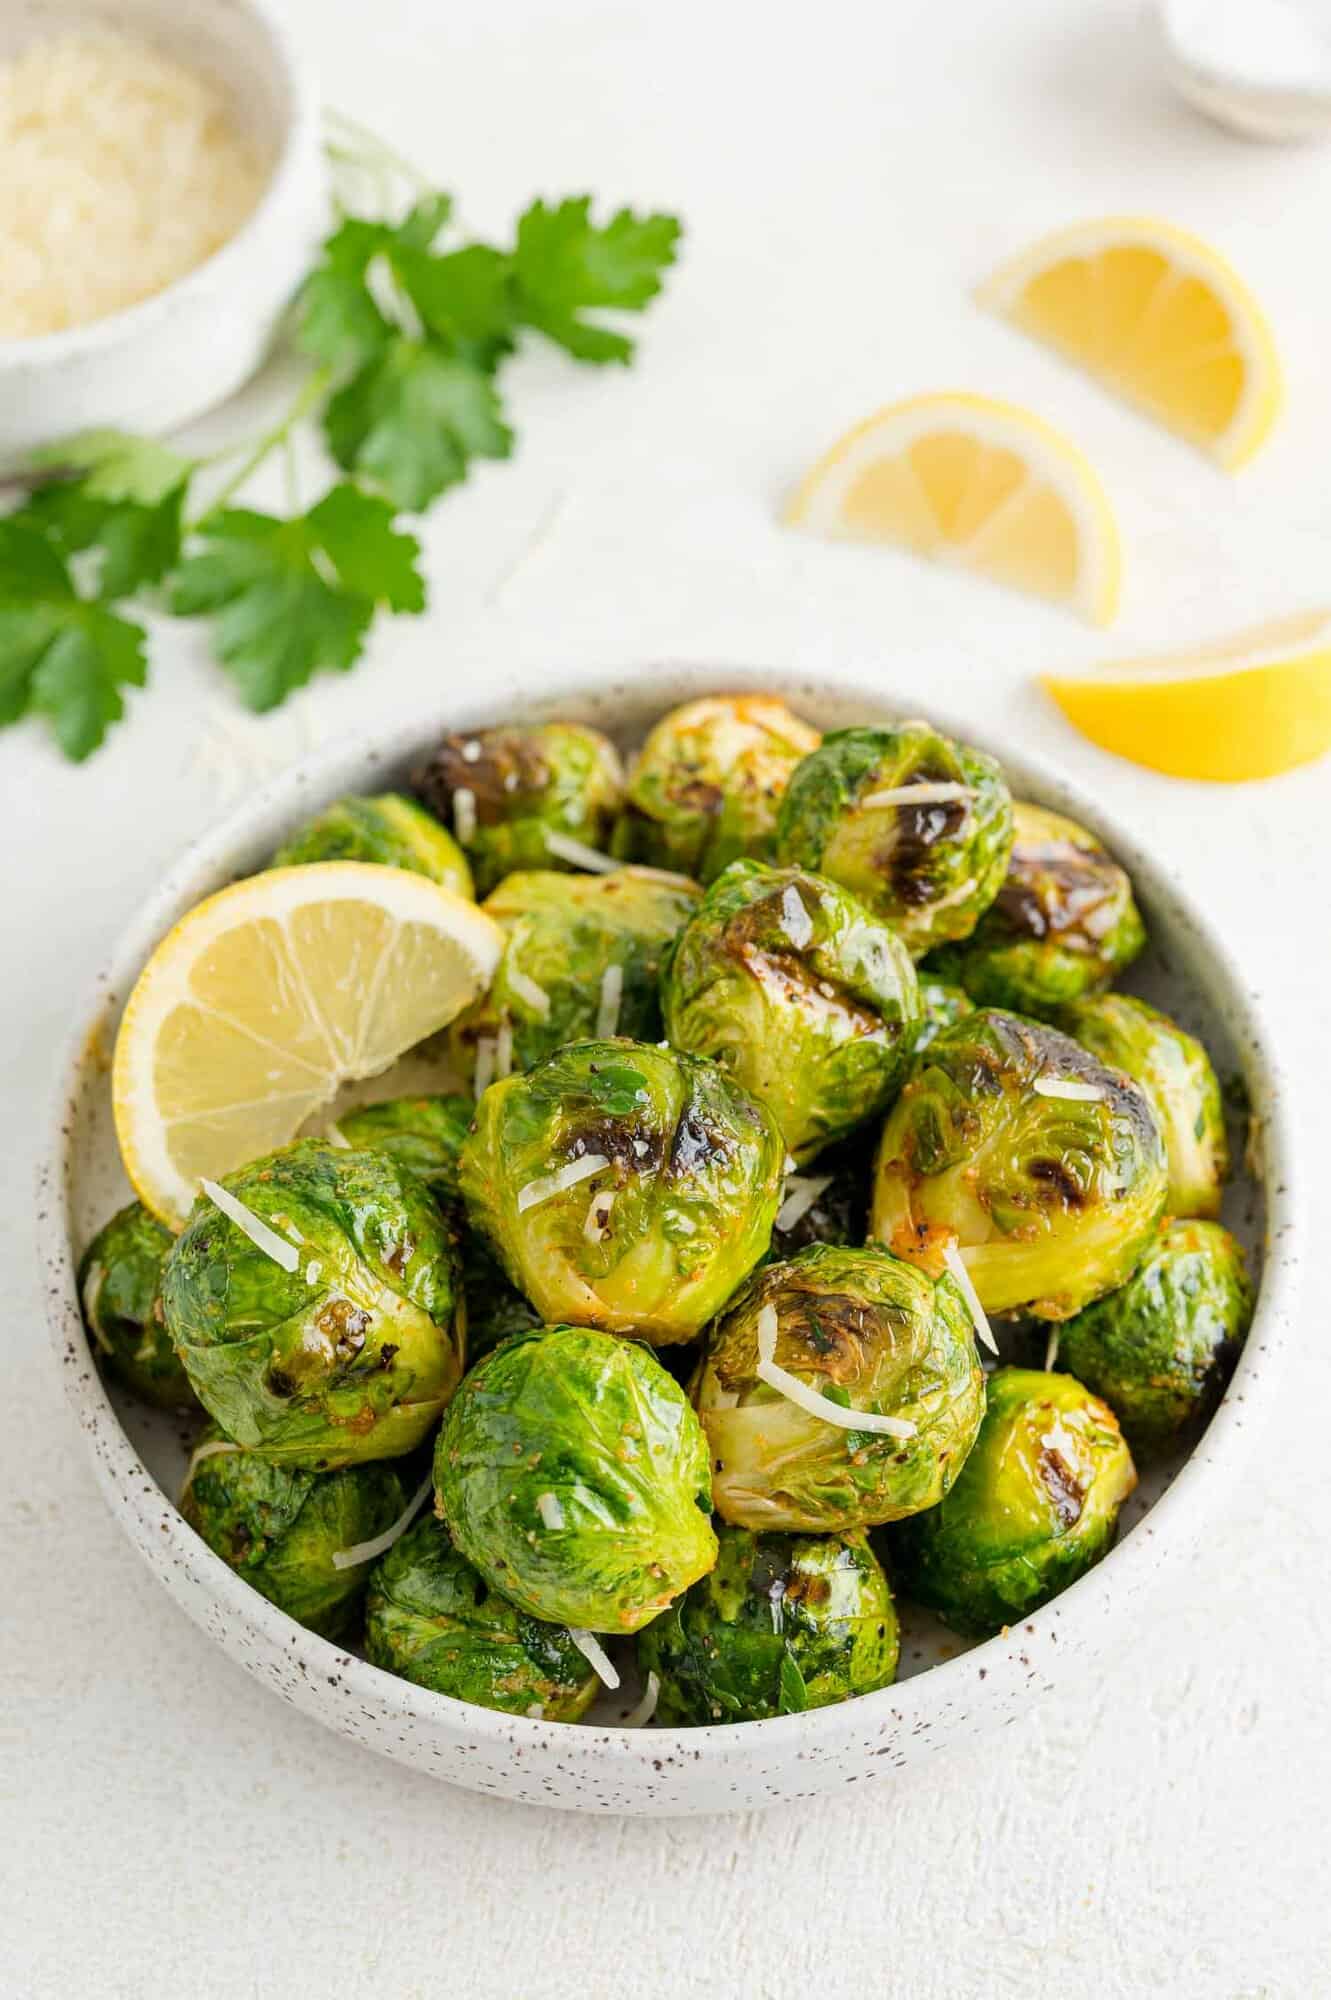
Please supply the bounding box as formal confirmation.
[56,670,1272,1723]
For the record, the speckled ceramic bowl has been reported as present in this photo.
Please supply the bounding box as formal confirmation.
[37,663,1300,1816]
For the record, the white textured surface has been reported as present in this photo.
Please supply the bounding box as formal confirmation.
[3,0,1330,1991]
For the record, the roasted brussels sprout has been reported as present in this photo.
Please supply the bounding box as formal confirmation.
[1058,993,1228,1220]
[694,1245,985,1532]
[364,1513,598,1719]
[334,1095,540,1366]
[270,791,473,897]
[888,1367,1136,1636]
[163,1140,464,1466]
[181,1425,413,1638]
[638,1524,899,1723]
[78,1201,196,1409]
[917,977,974,1050]
[661,859,921,1164]
[435,1323,718,1632]
[611,694,821,882]
[1054,1221,1252,1454]
[458,1038,784,1343]
[413,723,623,895]
[871,1009,1167,1319]
[770,1143,868,1259]
[925,803,1145,1015]
[450,866,700,1084]
[775,721,1013,958]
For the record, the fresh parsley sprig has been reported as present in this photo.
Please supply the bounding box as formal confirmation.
[0,121,681,761]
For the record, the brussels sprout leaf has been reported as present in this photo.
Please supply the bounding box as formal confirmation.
[0,521,147,759]
[777,1649,810,1715]
[170,485,424,710]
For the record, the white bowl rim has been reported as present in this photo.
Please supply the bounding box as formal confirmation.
[36,659,1303,1787]
[0,0,318,368]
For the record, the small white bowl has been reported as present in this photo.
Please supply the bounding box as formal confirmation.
[36,662,1302,1816]
[0,0,325,464]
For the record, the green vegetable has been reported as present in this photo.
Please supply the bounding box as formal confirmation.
[181,1424,414,1638]
[364,1512,598,1719]
[413,724,624,896]
[271,791,473,896]
[18,430,192,597]
[871,1008,1168,1319]
[162,1139,464,1467]
[450,865,699,1081]
[694,1244,985,1532]
[775,721,1014,957]
[77,1200,196,1410]
[638,1524,899,1723]
[925,802,1145,1015]
[917,978,974,1050]
[0,517,147,761]
[458,1038,785,1343]
[661,858,921,1163]
[1054,1221,1252,1453]
[435,1323,717,1633]
[1058,993,1228,1220]
[611,694,822,882]
[888,1367,1136,1637]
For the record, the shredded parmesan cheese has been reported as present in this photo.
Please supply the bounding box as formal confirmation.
[507,967,550,1018]
[1033,1078,1104,1102]
[756,1303,779,1362]
[494,1016,514,1080]
[184,1436,241,1483]
[780,883,814,950]
[516,1153,609,1213]
[568,1628,620,1689]
[461,739,482,763]
[452,787,477,844]
[753,1298,916,1436]
[584,1189,616,1242]
[536,1491,566,1530]
[0,30,268,340]
[858,782,976,811]
[596,961,624,1039]
[543,829,617,872]
[324,1123,351,1150]
[941,1242,999,1356]
[80,1264,112,1354]
[331,1475,433,1571]
[619,1671,660,1729]
[473,1036,496,1099]
[775,1175,834,1233]
[1044,1328,1061,1372]
[201,1179,299,1273]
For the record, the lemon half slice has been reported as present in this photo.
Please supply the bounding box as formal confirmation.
[113,863,503,1226]
[1042,610,1331,781]
[977,216,1282,470]
[786,391,1120,625]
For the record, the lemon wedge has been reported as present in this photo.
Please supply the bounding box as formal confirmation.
[977,216,1282,470]
[1042,610,1331,781]
[113,863,503,1226]
[786,392,1120,625]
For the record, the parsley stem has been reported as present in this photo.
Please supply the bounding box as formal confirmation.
[188,366,332,529]
[322,109,433,198]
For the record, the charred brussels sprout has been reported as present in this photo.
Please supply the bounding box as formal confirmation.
[334,1095,540,1366]
[1058,994,1228,1220]
[435,1323,718,1632]
[413,723,623,895]
[638,1524,899,1723]
[611,694,821,882]
[450,866,700,1084]
[694,1245,985,1532]
[364,1513,598,1719]
[661,860,921,1164]
[1055,1221,1252,1454]
[181,1426,413,1638]
[774,721,1013,957]
[871,1009,1167,1319]
[926,803,1145,1015]
[917,978,974,1050]
[162,1139,465,1466]
[458,1039,784,1343]
[78,1201,196,1409]
[270,792,473,897]
[888,1367,1136,1636]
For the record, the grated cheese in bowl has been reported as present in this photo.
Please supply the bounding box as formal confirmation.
[0,28,269,340]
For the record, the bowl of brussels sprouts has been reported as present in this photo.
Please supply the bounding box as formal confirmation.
[38,664,1300,1815]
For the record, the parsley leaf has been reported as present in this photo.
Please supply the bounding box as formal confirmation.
[0,521,147,759]
[296,198,454,371]
[170,485,424,711]
[13,429,194,598]
[511,199,681,363]
[323,341,511,511]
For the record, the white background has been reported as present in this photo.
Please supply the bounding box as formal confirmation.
[4,1,1330,1993]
